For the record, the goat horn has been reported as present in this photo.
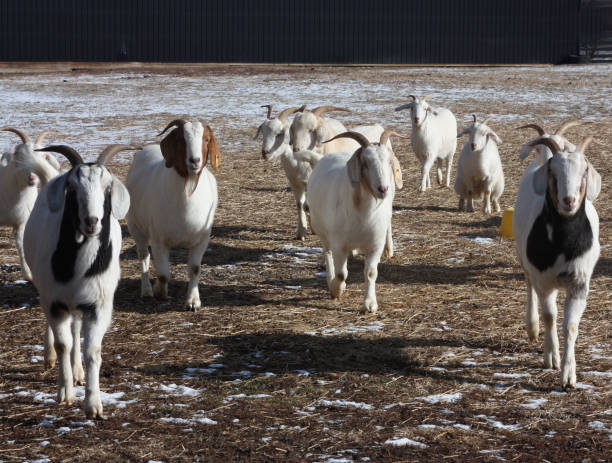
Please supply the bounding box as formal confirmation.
[35,131,54,146]
[379,130,408,146]
[575,136,599,154]
[481,116,494,126]
[1,127,30,144]
[408,95,416,101]
[311,106,351,117]
[158,119,187,137]
[471,114,477,123]
[515,124,545,136]
[324,131,370,148]
[278,106,301,123]
[36,145,83,167]
[97,144,135,166]
[527,137,561,154]
[297,104,307,112]
[261,104,273,119]
[555,120,582,136]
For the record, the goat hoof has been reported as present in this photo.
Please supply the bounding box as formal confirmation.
[85,401,105,420]
[362,299,378,314]
[44,358,56,370]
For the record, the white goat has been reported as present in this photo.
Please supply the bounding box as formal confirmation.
[0,128,60,280]
[297,131,403,313]
[24,144,132,418]
[126,119,220,311]
[395,95,457,192]
[290,105,353,154]
[454,116,504,214]
[254,104,310,240]
[513,136,601,388]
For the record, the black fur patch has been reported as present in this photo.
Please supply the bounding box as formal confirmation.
[526,189,593,272]
[52,188,84,283]
[50,300,69,318]
[77,302,98,320]
[52,186,113,283]
[85,192,113,277]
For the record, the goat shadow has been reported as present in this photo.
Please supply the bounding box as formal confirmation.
[138,332,554,394]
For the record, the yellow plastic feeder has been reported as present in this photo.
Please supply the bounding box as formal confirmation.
[499,207,514,239]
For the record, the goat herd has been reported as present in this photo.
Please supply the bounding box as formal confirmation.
[0,94,602,420]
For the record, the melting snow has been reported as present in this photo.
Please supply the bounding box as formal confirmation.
[520,398,548,409]
[157,384,202,397]
[493,372,531,379]
[415,392,462,404]
[319,399,374,410]
[384,437,428,449]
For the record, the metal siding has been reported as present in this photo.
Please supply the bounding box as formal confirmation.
[0,0,590,64]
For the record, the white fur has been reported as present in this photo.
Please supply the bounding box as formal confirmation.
[0,142,60,279]
[454,119,504,214]
[24,160,129,418]
[126,121,218,311]
[513,137,600,388]
[256,111,312,240]
[298,139,395,313]
[396,97,457,192]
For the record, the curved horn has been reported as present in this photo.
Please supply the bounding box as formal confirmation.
[515,124,545,136]
[408,95,416,101]
[575,136,598,154]
[36,145,83,167]
[261,104,273,119]
[324,131,370,148]
[297,104,307,112]
[471,114,477,123]
[311,106,351,117]
[278,106,301,123]
[35,131,54,146]
[1,127,30,144]
[379,130,408,146]
[527,137,562,155]
[97,144,135,166]
[555,120,582,136]
[157,119,187,137]
[481,116,494,126]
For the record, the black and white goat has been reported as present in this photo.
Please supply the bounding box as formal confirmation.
[513,136,601,388]
[24,144,132,418]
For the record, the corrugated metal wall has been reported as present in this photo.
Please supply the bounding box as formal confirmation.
[0,0,581,64]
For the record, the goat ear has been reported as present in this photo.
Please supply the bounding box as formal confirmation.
[585,162,601,202]
[315,124,327,147]
[488,130,502,145]
[46,172,68,212]
[42,152,61,171]
[253,124,263,141]
[110,176,130,220]
[204,126,220,171]
[532,160,549,196]
[0,152,10,167]
[347,149,362,187]
[457,127,471,138]
[160,128,186,172]
[391,155,403,190]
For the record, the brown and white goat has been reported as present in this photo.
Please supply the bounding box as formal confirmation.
[126,119,220,311]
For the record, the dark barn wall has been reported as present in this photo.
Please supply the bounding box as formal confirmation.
[0,0,581,64]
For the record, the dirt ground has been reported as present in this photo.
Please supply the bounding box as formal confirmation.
[0,64,610,462]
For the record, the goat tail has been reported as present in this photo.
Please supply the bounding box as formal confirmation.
[294,150,323,167]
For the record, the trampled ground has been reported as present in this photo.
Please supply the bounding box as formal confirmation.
[0,63,610,462]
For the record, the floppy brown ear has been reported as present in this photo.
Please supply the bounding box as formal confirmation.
[160,128,187,177]
[204,125,220,171]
